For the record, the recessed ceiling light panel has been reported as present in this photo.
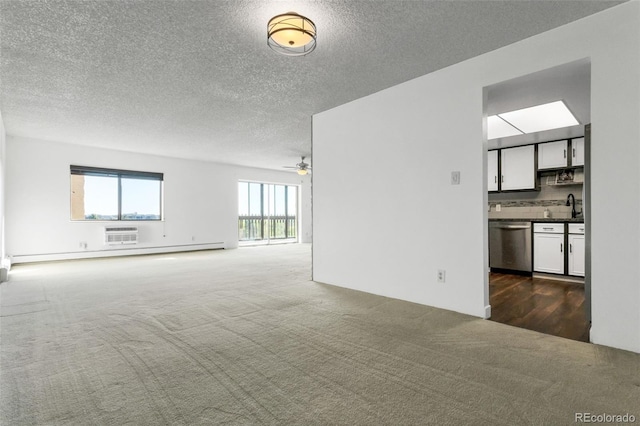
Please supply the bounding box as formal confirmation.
[487,115,523,139]
[497,100,579,134]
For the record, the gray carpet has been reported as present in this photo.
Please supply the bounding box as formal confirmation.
[1,244,638,425]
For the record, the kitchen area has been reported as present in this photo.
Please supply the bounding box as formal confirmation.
[489,137,585,279]
[485,60,590,342]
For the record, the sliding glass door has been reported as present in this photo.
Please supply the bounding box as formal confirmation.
[238,181,298,242]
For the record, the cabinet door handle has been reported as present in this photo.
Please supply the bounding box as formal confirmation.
[560,243,563,253]
[573,148,576,157]
[495,176,497,183]
[564,149,566,158]
[501,175,504,183]
[570,243,572,253]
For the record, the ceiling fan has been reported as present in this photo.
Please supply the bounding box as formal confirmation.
[283,156,311,175]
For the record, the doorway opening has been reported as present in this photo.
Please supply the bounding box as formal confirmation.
[483,59,591,342]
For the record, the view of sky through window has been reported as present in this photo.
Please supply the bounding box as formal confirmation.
[121,178,161,219]
[74,175,161,220]
[83,176,118,218]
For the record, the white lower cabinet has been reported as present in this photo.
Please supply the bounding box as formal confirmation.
[568,224,586,277]
[533,224,565,274]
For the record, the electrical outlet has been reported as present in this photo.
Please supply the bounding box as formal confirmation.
[451,171,460,185]
[496,204,502,212]
[437,269,446,283]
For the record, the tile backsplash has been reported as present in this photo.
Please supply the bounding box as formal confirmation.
[488,170,583,219]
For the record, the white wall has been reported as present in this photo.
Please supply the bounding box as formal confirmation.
[299,175,312,244]
[0,112,6,272]
[5,136,311,263]
[313,2,640,353]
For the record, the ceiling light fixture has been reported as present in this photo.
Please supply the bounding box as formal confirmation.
[487,115,523,139]
[283,156,311,175]
[267,12,317,56]
[497,100,579,134]
[487,100,580,140]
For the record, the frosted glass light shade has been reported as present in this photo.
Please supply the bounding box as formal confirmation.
[297,168,308,176]
[268,13,317,56]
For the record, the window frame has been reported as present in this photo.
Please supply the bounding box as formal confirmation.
[238,181,298,242]
[70,165,164,221]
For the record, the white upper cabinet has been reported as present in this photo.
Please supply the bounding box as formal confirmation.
[538,140,568,170]
[501,145,536,190]
[488,150,499,192]
[572,137,585,167]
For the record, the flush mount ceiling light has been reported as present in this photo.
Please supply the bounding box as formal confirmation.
[487,100,580,140]
[267,12,317,56]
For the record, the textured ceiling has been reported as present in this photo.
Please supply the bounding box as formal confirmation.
[0,1,624,170]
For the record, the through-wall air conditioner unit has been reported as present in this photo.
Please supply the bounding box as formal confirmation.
[104,226,138,245]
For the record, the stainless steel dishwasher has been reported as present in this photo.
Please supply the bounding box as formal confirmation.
[489,221,532,272]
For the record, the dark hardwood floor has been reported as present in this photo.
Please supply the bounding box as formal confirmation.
[489,272,590,342]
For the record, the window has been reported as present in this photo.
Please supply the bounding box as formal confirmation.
[238,182,297,241]
[70,165,163,221]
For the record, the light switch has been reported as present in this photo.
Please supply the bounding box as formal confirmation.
[451,171,460,185]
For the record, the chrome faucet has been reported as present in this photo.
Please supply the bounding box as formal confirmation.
[566,193,577,218]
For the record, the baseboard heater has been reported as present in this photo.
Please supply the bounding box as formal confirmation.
[104,226,138,245]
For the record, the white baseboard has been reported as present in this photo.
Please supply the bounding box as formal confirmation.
[484,305,492,319]
[10,242,225,264]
